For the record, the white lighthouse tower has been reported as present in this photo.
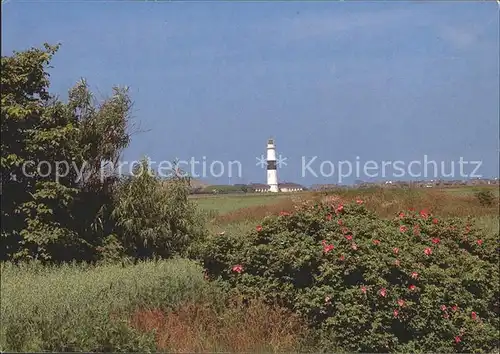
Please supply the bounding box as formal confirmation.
[266,138,279,192]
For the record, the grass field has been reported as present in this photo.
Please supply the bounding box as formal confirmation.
[193,186,499,236]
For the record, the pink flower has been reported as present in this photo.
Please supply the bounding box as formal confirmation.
[336,204,344,213]
[413,225,421,236]
[440,305,447,311]
[424,247,432,256]
[399,212,405,218]
[420,209,429,219]
[232,264,243,273]
[356,199,364,204]
[337,219,343,225]
[373,239,381,246]
[476,239,483,246]
[393,309,399,318]
[326,214,332,221]
[393,247,399,254]
[408,284,416,291]
[351,243,358,250]
[361,285,367,294]
[339,254,345,261]
[451,305,458,312]
[379,288,387,297]
[322,241,334,254]
[397,299,405,307]
[471,311,477,320]
[455,336,461,344]
[400,225,408,233]
[345,234,353,241]
[256,225,263,232]
[279,211,290,216]
[443,313,449,319]
[410,272,419,279]
[431,238,440,244]
[432,218,439,224]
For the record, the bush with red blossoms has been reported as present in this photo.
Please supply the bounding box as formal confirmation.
[198,201,499,353]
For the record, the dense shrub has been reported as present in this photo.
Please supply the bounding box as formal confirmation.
[200,200,499,352]
[110,158,206,261]
[0,258,219,352]
[474,189,495,207]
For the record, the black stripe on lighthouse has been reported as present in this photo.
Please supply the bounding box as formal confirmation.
[267,160,277,170]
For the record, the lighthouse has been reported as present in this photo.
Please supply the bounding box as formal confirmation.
[266,138,279,192]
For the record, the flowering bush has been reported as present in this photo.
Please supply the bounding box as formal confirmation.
[199,200,499,352]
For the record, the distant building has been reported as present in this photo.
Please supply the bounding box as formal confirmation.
[249,182,305,193]
[279,182,305,193]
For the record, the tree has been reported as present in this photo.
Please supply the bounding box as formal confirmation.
[1,43,132,262]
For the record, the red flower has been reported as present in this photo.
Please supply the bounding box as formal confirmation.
[339,254,345,261]
[345,234,353,241]
[336,204,344,213]
[322,241,334,254]
[399,225,408,233]
[393,309,399,318]
[361,285,367,294]
[356,199,364,204]
[440,305,447,311]
[420,209,429,219]
[232,264,243,273]
[399,212,405,218]
[397,299,405,307]
[455,336,461,344]
[431,238,440,244]
[337,219,343,225]
[424,247,432,256]
[373,239,381,246]
[476,239,483,246]
[379,288,387,297]
[432,218,438,224]
[256,225,263,232]
[393,247,399,254]
[451,305,458,312]
[410,272,419,279]
[408,284,416,291]
[326,214,332,221]
[408,207,415,212]
[471,311,477,320]
[279,211,290,216]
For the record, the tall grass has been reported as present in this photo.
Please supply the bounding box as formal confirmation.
[0,259,217,352]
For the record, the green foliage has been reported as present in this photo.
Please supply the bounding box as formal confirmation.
[0,258,219,352]
[1,43,132,262]
[199,200,500,352]
[474,189,495,207]
[111,158,206,260]
[1,43,204,264]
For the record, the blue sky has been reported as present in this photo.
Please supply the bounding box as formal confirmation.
[2,0,499,186]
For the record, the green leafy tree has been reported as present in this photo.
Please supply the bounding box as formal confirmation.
[111,158,206,260]
[1,43,131,262]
